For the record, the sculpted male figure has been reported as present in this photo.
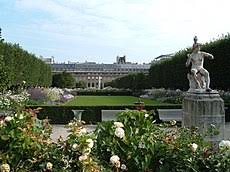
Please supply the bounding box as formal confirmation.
[186,36,214,91]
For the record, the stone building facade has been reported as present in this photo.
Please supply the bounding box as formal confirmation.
[49,56,150,89]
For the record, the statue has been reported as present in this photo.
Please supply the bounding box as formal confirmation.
[186,36,214,91]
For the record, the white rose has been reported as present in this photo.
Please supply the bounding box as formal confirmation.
[121,164,127,170]
[86,139,94,148]
[79,154,88,161]
[144,114,149,118]
[5,116,13,122]
[115,127,125,139]
[190,143,198,152]
[46,162,53,170]
[19,114,24,120]
[0,163,10,172]
[68,122,73,126]
[110,155,121,168]
[79,128,87,135]
[114,122,124,128]
[170,120,177,126]
[219,140,230,149]
[110,155,120,164]
[138,141,145,149]
[72,143,78,150]
[0,120,4,127]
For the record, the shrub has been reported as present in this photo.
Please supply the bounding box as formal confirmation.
[94,110,230,171]
[146,88,184,104]
[0,41,52,88]
[27,87,74,105]
[0,90,29,113]
[37,106,74,124]
[52,71,76,88]
[71,88,132,96]
[0,110,103,171]
[0,110,53,171]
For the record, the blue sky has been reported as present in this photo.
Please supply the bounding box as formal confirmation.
[1,0,230,63]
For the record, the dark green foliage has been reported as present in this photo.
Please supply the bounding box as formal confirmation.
[81,109,102,124]
[27,104,181,124]
[0,41,52,90]
[28,103,230,124]
[52,71,76,88]
[75,80,87,88]
[71,89,132,96]
[0,55,10,92]
[36,106,75,124]
[149,34,230,90]
[107,72,151,90]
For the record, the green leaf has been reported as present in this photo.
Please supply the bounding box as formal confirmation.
[1,134,10,140]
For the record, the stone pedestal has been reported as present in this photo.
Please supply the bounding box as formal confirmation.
[183,90,225,145]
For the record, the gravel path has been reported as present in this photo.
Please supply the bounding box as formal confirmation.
[51,122,230,142]
[51,124,97,142]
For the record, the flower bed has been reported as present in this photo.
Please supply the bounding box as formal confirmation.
[1,89,230,171]
[0,109,230,171]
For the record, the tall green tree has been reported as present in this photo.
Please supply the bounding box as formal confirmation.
[0,55,9,92]
[107,73,150,91]
[76,80,87,88]
[0,39,52,88]
[52,71,76,88]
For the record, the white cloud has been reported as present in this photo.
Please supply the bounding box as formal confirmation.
[13,0,230,63]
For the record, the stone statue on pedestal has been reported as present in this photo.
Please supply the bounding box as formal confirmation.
[186,36,214,92]
[183,37,225,147]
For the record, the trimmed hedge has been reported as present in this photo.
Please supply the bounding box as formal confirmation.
[27,104,182,124]
[106,73,151,90]
[0,41,52,91]
[28,103,230,124]
[71,89,133,96]
[36,106,74,124]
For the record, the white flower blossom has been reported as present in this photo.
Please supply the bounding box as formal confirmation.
[110,155,120,163]
[138,141,145,149]
[72,143,78,150]
[190,143,198,152]
[0,120,4,127]
[5,116,13,122]
[152,120,156,124]
[46,162,53,170]
[19,114,24,120]
[144,114,149,118]
[219,140,230,149]
[86,139,94,148]
[170,120,177,126]
[79,128,87,135]
[114,122,124,128]
[121,164,127,170]
[0,163,10,172]
[115,127,125,139]
[79,154,88,161]
[110,155,120,168]
[68,122,73,127]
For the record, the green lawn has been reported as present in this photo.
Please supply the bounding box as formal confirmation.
[64,96,160,106]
